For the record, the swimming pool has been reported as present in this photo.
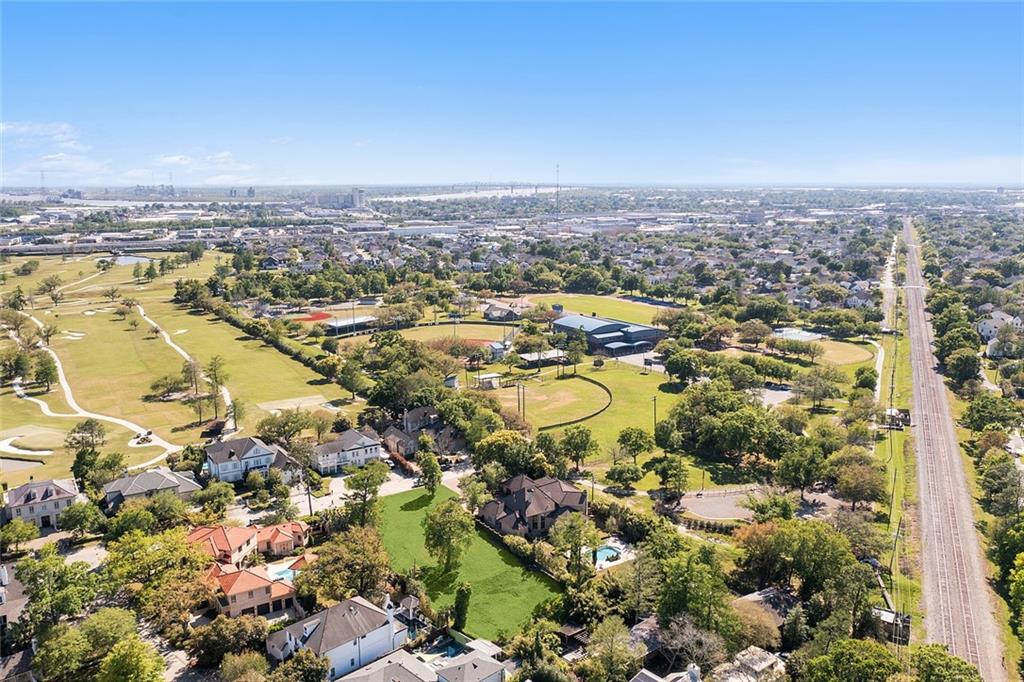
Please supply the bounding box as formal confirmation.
[595,546,621,562]
[268,566,296,582]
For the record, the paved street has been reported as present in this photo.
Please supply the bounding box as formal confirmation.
[904,218,1004,681]
[225,463,473,524]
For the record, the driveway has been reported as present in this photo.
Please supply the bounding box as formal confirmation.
[224,464,474,523]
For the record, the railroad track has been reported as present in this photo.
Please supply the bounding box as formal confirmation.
[903,219,1001,680]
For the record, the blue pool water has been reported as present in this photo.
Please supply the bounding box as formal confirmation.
[595,546,620,561]
[268,566,296,582]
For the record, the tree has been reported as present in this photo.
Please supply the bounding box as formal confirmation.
[422,499,475,572]
[36,274,64,304]
[345,460,390,526]
[473,429,534,475]
[657,553,733,633]
[338,357,370,399]
[192,481,236,515]
[651,455,689,500]
[911,645,981,681]
[803,638,901,682]
[561,425,599,471]
[132,262,144,281]
[299,525,391,603]
[793,366,846,410]
[0,517,39,552]
[834,462,886,510]
[145,261,159,282]
[617,427,655,464]
[205,355,229,418]
[777,447,825,500]
[458,477,493,513]
[661,614,727,672]
[781,604,809,649]
[581,616,644,682]
[34,624,90,681]
[606,462,644,489]
[103,286,120,303]
[549,512,601,585]
[60,501,106,539]
[16,544,97,639]
[454,582,472,631]
[188,615,269,667]
[79,607,138,658]
[39,323,59,345]
[96,636,165,682]
[665,349,703,385]
[946,347,981,385]
[962,393,1022,433]
[268,648,328,682]
[221,651,269,682]
[311,409,333,441]
[419,450,443,496]
[65,418,107,453]
[737,319,772,347]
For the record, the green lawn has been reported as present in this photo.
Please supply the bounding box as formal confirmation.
[0,382,165,487]
[139,300,356,427]
[526,294,666,325]
[378,487,562,639]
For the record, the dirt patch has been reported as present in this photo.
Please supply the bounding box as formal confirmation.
[256,395,332,412]
[296,311,332,322]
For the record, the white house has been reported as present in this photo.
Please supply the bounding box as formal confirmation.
[976,311,1024,342]
[312,430,383,475]
[266,596,408,680]
[3,479,82,529]
[204,437,292,483]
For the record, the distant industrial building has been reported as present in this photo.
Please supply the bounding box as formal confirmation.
[552,314,664,356]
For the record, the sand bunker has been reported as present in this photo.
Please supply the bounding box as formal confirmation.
[174,329,189,335]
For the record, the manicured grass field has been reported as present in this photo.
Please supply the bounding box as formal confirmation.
[47,303,206,445]
[525,293,667,325]
[0,382,165,487]
[378,487,562,639]
[493,372,610,428]
[140,300,355,428]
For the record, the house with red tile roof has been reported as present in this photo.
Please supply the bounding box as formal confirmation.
[257,521,310,556]
[208,564,301,618]
[187,525,258,566]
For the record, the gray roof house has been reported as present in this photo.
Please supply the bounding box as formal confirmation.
[312,429,384,475]
[204,437,293,483]
[479,475,587,538]
[266,596,408,680]
[102,467,202,510]
[3,479,82,529]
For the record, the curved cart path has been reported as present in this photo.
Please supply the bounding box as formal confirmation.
[135,303,236,431]
[12,312,181,467]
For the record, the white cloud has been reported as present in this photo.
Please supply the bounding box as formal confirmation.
[1,121,89,151]
[153,154,194,167]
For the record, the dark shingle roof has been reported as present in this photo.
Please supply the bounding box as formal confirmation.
[270,597,390,656]
[313,429,379,456]
[204,437,281,465]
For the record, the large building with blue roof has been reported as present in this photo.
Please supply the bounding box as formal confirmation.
[552,313,665,356]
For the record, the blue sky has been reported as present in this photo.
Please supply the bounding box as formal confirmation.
[2,2,1022,187]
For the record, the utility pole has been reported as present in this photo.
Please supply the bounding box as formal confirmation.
[652,395,657,431]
